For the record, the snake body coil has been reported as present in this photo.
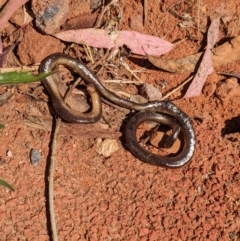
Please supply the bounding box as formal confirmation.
[40,53,196,168]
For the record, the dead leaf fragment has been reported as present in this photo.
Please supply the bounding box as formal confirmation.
[0,45,13,67]
[184,17,218,98]
[184,48,213,97]
[0,91,14,106]
[148,35,240,73]
[218,72,240,79]
[61,13,98,31]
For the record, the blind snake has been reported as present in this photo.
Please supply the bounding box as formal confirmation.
[40,55,102,123]
[125,111,195,168]
[40,53,196,168]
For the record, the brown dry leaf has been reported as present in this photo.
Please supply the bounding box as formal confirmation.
[148,35,240,73]
[61,13,98,31]
[0,45,12,67]
[218,72,240,79]
[0,91,14,106]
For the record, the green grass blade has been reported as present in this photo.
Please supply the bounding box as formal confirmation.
[0,179,14,191]
[0,71,55,85]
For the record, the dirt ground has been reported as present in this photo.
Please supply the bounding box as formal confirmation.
[0,0,240,240]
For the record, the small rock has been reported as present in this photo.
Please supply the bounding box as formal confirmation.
[31,0,69,34]
[7,150,12,157]
[30,149,42,166]
[215,78,240,103]
[90,0,102,10]
[95,138,120,157]
[17,25,65,65]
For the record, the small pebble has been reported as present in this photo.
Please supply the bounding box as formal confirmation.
[95,138,120,157]
[90,0,102,10]
[30,149,42,166]
[7,150,13,157]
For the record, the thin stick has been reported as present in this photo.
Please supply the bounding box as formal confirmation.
[94,0,118,28]
[48,77,81,241]
[160,75,193,100]
[17,90,48,102]
[64,77,82,100]
[121,61,143,83]
[143,0,148,25]
[83,45,94,64]
[49,117,61,241]
[197,0,201,40]
[103,79,141,85]
[0,65,39,73]
[115,90,131,98]
[91,49,110,70]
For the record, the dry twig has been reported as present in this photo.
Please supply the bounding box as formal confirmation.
[0,65,39,73]
[121,60,143,84]
[160,76,193,100]
[48,117,60,241]
[94,0,118,28]
[143,0,148,25]
[48,77,82,241]
[83,45,94,64]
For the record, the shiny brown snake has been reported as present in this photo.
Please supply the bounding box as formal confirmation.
[40,53,196,168]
